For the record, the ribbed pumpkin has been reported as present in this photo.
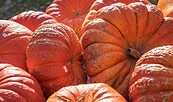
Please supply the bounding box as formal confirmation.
[26,23,86,98]
[157,0,173,17]
[0,64,45,102]
[129,45,173,101]
[47,83,127,102]
[81,2,173,99]
[45,0,95,38]
[0,20,32,71]
[89,0,150,11]
[10,10,57,32]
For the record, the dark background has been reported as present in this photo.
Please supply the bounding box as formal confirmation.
[0,0,158,20]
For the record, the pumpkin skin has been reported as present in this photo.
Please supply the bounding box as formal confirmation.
[45,0,95,38]
[0,20,32,71]
[47,83,127,102]
[0,64,45,102]
[129,45,173,102]
[157,0,173,17]
[10,10,57,32]
[26,23,86,98]
[81,2,173,99]
[90,0,150,11]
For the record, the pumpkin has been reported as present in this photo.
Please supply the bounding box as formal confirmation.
[0,64,45,102]
[45,0,96,38]
[47,83,127,102]
[129,45,173,101]
[89,0,150,11]
[0,20,32,71]
[157,0,173,17]
[10,10,57,32]
[81,2,173,99]
[26,23,86,98]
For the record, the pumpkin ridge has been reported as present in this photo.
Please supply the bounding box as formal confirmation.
[0,89,27,102]
[100,18,130,47]
[0,82,43,101]
[90,60,127,84]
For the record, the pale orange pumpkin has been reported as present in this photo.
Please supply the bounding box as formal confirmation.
[47,83,127,102]
[157,0,173,17]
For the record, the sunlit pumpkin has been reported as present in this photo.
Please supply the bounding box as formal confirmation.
[157,0,173,17]
[0,64,45,102]
[26,22,86,98]
[47,83,127,102]
[129,45,173,101]
[45,0,96,38]
[81,2,173,99]
[10,10,57,32]
[0,20,32,71]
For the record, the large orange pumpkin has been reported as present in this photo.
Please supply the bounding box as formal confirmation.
[45,0,96,38]
[10,10,57,32]
[81,2,173,99]
[26,23,86,98]
[129,45,173,101]
[0,20,32,71]
[47,83,127,102]
[157,0,173,17]
[0,64,45,102]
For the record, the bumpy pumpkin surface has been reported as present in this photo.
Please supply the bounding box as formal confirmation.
[45,0,95,38]
[0,20,32,71]
[129,45,173,102]
[26,23,86,98]
[47,83,127,102]
[0,64,45,102]
[81,2,173,98]
[10,10,57,32]
[157,0,173,17]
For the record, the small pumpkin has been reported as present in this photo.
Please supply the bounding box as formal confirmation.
[157,0,173,17]
[0,20,32,71]
[47,83,127,102]
[26,23,86,98]
[0,64,45,102]
[81,2,173,99]
[10,10,57,32]
[45,0,95,38]
[129,45,173,101]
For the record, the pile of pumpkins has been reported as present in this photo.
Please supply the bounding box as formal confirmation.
[0,0,173,101]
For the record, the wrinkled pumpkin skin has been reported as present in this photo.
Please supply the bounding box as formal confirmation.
[129,46,173,102]
[26,23,86,98]
[81,2,173,99]
[45,0,95,38]
[157,0,173,17]
[10,10,57,32]
[47,83,127,102]
[0,20,32,71]
[0,64,45,102]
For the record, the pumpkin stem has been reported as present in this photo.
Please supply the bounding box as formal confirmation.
[76,89,95,102]
[128,48,141,59]
[74,11,80,16]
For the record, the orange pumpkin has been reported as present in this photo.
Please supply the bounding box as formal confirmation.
[26,23,86,98]
[10,10,57,32]
[0,20,32,71]
[47,83,127,102]
[81,2,173,99]
[157,0,173,17]
[45,0,95,38]
[0,64,45,102]
[129,45,173,101]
